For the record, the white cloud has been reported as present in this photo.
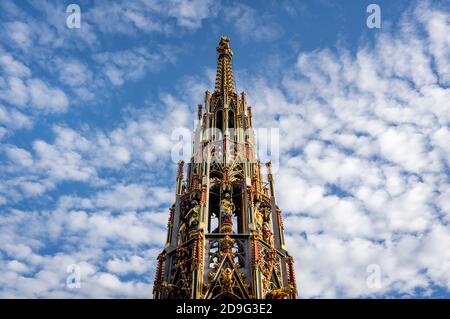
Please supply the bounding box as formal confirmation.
[105,66,124,86]
[94,47,172,87]
[4,21,33,48]
[0,106,31,132]
[106,255,148,275]
[6,260,29,273]
[0,77,28,106]
[56,60,93,88]
[165,0,218,29]
[0,92,191,204]
[377,127,430,173]
[20,181,48,197]
[86,0,218,35]
[0,53,70,115]
[113,147,131,163]
[5,145,33,167]
[416,3,450,85]
[28,79,69,113]
[432,126,450,167]
[32,139,95,182]
[224,3,282,41]
[0,54,31,78]
[90,185,169,218]
[0,204,162,297]
[94,184,168,210]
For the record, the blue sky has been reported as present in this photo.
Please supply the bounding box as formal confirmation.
[0,0,449,298]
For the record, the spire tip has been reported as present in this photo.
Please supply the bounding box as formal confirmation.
[217,36,233,57]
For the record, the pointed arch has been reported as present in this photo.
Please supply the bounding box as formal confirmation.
[228,110,235,140]
[215,109,223,139]
[208,184,221,233]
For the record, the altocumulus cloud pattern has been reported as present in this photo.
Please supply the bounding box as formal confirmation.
[0,0,449,298]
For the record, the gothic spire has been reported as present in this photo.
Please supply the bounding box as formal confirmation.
[214,36,235,94]
[153,36,298,300]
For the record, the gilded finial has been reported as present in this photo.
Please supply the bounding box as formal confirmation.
[216,36,233,57]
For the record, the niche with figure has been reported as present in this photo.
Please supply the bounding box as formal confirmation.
[207,181,245,234]
[228,110,235,141]
[215,109,223,140]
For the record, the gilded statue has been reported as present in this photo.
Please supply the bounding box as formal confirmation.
[221,268,233,292]
[219,192,235,233]
[186,200,201,231]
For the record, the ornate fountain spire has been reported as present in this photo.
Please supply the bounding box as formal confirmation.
[214,36,235,94]
[153,36,298,300]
